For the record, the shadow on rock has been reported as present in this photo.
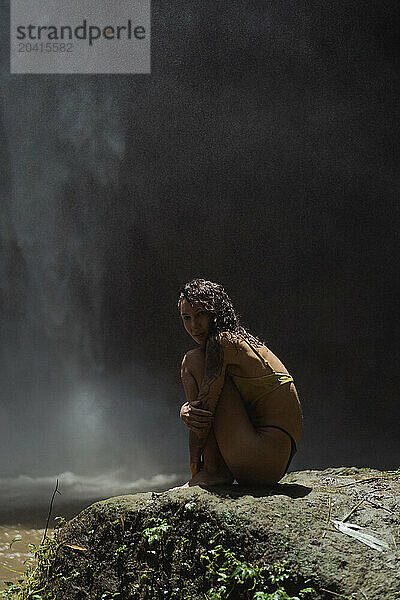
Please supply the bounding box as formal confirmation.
[193,482,312,499]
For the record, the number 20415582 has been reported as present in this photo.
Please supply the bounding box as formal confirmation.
[18,42,74,52]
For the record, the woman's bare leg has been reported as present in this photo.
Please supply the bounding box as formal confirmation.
[183,349,291,486]
[213,377,291,485]
[189,427,234,486]
[182,350,233,486]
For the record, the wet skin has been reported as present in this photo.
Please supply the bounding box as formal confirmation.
[179,301,216,477]
[179,299,302,487]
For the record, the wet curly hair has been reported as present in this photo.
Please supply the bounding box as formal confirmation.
[178,278,264,346]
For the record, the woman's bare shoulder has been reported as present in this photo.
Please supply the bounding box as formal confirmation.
[181,347,205,365]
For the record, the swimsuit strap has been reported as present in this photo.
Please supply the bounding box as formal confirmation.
[242,337,275,373]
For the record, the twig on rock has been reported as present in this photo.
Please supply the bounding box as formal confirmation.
[320,588,349,598]
[42,478,61,544]
[336,473,398,488]
[342,498,365,522]
[322,497,332,538]
[364,498,396,515]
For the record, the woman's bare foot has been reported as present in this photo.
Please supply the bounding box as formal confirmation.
[189,469,234,487]
[168,481,190,491]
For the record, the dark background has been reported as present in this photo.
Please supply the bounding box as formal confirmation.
[0,1,399,503]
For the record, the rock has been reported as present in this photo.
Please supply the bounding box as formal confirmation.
[30,468,400,599]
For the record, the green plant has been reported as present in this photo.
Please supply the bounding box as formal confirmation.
[142,517,172,565]
[114,544,128,558]
[200,546,315,600]
[1,514,317,600]
[142,518,171,546]
[0,534,60,600]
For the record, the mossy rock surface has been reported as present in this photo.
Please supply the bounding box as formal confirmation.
[26,468,400,599]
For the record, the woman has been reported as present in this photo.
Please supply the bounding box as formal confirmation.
[178,279,302,487]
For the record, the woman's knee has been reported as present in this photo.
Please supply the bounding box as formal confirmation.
[181,348,206,386]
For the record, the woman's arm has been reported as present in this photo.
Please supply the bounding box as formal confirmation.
[180,352,214,475]
[189,336,228,464]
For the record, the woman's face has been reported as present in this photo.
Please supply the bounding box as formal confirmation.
[180,299,212,345]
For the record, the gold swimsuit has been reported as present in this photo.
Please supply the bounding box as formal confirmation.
[229,338,297,474]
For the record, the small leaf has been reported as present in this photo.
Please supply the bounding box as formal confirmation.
[332,519,390,551]
[9,535,22,548]
[64,544,88,551]
[299,589,315,598]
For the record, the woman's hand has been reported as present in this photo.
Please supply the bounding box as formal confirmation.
[180,400,213,435]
